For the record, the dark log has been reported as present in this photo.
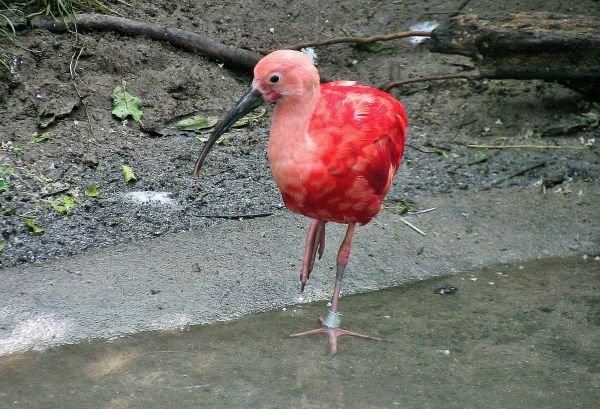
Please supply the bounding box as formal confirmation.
[25,14,338,81]
[28,14,262,73]
[427,12,600,100]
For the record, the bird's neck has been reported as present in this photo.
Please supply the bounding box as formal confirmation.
[269,86,321,156]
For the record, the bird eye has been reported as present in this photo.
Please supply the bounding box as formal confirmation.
[270,74,280,83]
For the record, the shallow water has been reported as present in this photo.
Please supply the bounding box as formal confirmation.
[1,257,599,408]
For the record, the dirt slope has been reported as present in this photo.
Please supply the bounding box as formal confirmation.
[1,0,598,267]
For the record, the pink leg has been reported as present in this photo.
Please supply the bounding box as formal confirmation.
[300,219,326,291]
[291,223,381,353]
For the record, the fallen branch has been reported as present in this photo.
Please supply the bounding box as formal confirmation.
[280,30,431,51]
[198,212,275,220]
[70,46,98,143]
[399,217,426,236]
[406,143,441,154]
[409,207,437,215]
[379,72,480,92]
[28,13,262,72]
[467,144,588,150]
[481,161,546,190]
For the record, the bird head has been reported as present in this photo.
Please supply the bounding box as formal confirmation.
[193,50,319,177]
[252,50,319,102]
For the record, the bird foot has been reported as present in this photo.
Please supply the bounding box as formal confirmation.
[290,317,381,353]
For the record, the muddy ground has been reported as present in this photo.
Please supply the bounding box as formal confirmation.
[1,0,599,268]
[1,257,599,408]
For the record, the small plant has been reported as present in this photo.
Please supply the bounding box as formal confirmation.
[25,218,44,234]
[121,164,136,182]
[20,1,114,23]
[9,144,22,155]
[49,194,76,213]
[84,184,99,197]
[0,1,123,67]
[32,131,50,143]
[112,80,143,125]
[0,166,14,191]
[0,1,22,71]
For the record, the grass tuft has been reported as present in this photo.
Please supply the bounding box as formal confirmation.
[0,1,22,71]
[0,1,121,71]
[17,0,114,22]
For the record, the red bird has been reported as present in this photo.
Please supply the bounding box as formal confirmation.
[193,50,407,352]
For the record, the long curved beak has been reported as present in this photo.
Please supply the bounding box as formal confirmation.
[192,88,264,177]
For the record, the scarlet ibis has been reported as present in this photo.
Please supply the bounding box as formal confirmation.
[193,50,407,352]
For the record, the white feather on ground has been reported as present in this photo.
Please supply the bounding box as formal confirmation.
[408,21,439,44]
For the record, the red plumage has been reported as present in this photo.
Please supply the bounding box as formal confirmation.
[273,81,407,225]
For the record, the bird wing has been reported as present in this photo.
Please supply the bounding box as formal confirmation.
[309,82,407,197]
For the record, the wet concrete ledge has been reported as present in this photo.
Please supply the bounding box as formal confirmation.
[1,183,599,355]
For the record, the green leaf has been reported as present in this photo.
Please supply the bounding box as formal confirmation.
[25,219,44,235]
[0,166,15,175]
[3,208,16,216]
[358,42,394,54]
[122,165,137,183]
[0,180,10,190]
[386,204,408,215]
[112,80,143,124]
[38,114,56,129]
[33,132,50,143]
[232,107,267,128]
[173,114,219,131]
[9,145,22,155]
[196,135,228,145]
[50,195,77,213]
[84,185,99,198]
[168,108,266,135]
[384,198,416,215]
[0,241,5,253]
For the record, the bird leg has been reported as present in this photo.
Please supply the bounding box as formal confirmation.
[291,223,381,353]
[300,219,326,291]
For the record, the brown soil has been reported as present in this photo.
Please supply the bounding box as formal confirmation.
[1,0,599,267]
